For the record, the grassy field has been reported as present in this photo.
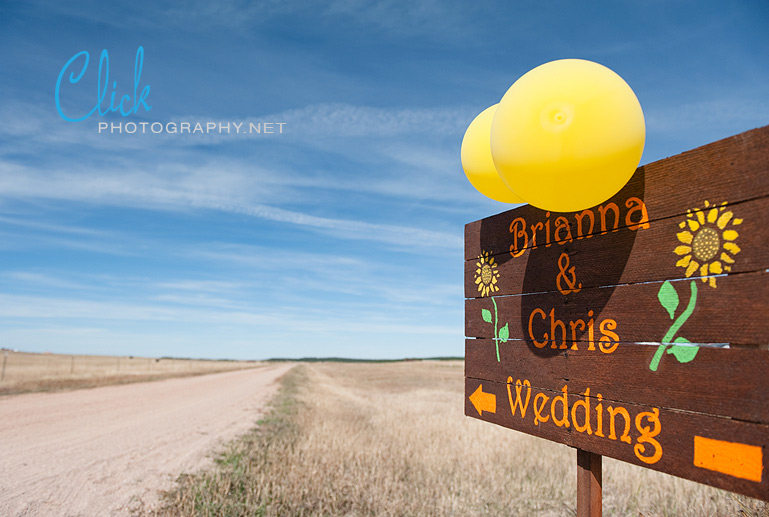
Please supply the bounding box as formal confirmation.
[0,350,260,395]
[158,361,769,516]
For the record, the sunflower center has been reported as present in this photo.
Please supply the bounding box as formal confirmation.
[481,264,493,285]
[692,227,720,262]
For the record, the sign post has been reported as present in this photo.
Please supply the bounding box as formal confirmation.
[576,449,601,517]
[465,126,769,511]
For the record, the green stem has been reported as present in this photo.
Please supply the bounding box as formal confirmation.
[650,281,698,371]
[492,297,500,362]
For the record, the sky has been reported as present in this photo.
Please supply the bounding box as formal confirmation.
[0,1,767,360]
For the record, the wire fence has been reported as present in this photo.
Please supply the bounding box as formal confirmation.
[0,349,258,387]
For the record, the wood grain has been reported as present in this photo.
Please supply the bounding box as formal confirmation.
[465,195,768,299]
[464,126,769,502]
[465,339,769,424]
[577,449,602,517]
[466,270,769,347]
[465,125,769,262]
[464,375,769,500]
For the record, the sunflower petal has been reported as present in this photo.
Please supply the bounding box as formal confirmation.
[733,218,743,225]
[696,209,706,225]
[677,231,693,244]
[707,208,718,223]
[700,264,709,277]
[723,230,739,241]
[687,219,700,231]
[720,252,735,264]
[717,211,733,230]
[674,245,692,255]
[685,260,699,278]
[676,255,692,267]
[710,261,723,274]
[724,242,741,255]
[709,277,717,288]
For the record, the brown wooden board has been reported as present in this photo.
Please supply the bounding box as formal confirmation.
[465,125,769,262]
[466,339,769,426]
[466,270,769,347]
[465,195,769,299]
[464,126,769,501]
[464,375,769,500]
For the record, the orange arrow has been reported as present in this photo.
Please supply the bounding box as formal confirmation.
[469,384,496,416]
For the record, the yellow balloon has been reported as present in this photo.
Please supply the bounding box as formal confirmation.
[461,105,526,203]
[490,59,645,212]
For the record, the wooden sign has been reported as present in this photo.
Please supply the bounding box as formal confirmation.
[464,125,769,502]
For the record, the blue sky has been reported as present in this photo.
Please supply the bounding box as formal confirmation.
[1,1,767,360]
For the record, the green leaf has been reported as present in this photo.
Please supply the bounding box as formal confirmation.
[658,280,679,320]
[499,323,509,342]
[482,309,492,323]
[667,339,698,364]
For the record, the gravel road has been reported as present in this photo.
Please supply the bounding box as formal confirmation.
[0,364,294,516]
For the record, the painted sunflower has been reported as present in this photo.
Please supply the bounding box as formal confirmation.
[475,250,500,297]
[674,201,742,288]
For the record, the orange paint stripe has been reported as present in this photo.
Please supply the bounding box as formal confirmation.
[693,436,763,482]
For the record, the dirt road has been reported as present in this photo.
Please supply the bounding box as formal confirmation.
[0,363,294,516]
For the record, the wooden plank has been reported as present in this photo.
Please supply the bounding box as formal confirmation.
[465,195,769,298]
[577,449,602,517]
[465,339,769,424]
[466,270,769,347]
[465,125,769,261]
[464,375,769,500]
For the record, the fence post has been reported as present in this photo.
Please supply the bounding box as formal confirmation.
[1,351,8,382]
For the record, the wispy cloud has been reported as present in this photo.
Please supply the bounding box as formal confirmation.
[159,0,474,37]
[1,100,472,148]
[1,99,477,208]
[154,280,243,292]
[1,271,90,291]
[270,103,473,138]
[1,159,463,252]
[0,214,149,256]
[188,242,461,305]
[0,292,460,336]
[646,98,769,134]
[219,203,462,250]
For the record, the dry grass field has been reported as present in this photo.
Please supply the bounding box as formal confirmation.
[158,361,769,516]
[0,350,259,395]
